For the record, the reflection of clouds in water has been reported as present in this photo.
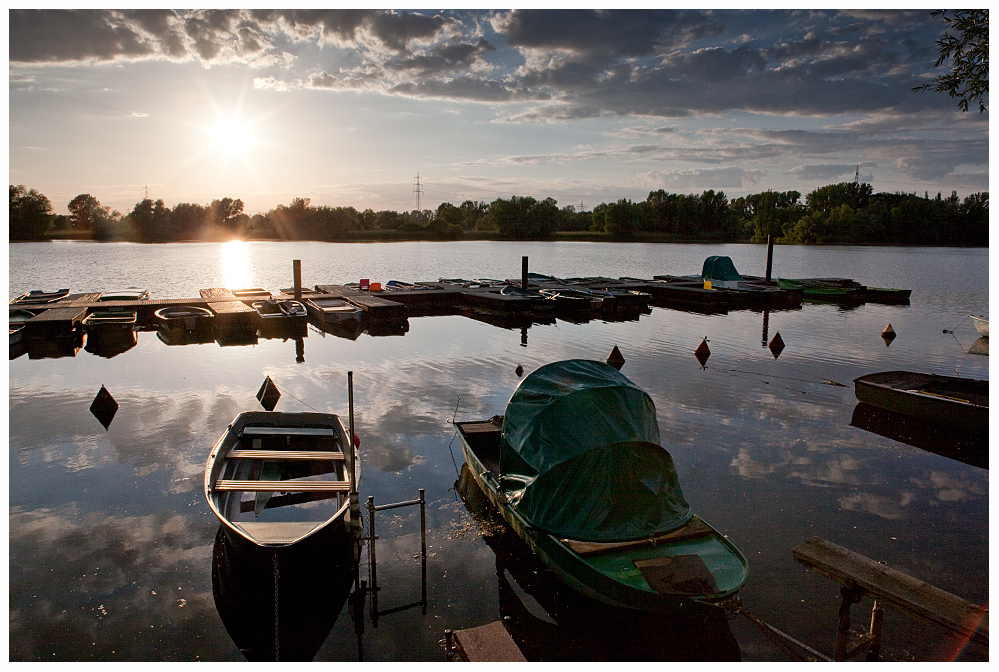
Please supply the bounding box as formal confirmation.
[10,385,246,487]
[837,492,912,520]
[911,471,985,504]
[9,505,225,660]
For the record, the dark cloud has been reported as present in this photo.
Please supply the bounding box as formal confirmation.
[10,9,155,63]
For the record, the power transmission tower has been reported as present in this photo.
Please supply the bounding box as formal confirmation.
[143,184,150,200]
[413,173,423,216]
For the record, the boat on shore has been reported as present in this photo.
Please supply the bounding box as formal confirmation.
[854,371,988,433]
[205,410,359,549]
[454,359,748,615]
[971,315,989,338]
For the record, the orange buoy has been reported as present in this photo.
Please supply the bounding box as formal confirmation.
[606,345,625,370]
[694,337,711,367]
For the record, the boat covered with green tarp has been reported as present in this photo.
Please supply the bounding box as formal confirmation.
[455,359,748,614]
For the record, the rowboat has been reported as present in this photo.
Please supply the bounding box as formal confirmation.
[253,300,308,338]
[99,288,150,301]
[154,305,215,334]
[454,359,749,614]
[971,315,988,338]
[11,288,70,304]
[304,296,363,326]
[854,371,988,433]
[205,411,359,549]
[539,288,601,312]
[82,309,137,333]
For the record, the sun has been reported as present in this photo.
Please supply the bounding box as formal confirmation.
[210,116,254,156]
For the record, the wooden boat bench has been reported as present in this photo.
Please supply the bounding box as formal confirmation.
[225,449,345,461]
[792,537,988,661]
[212,480,351,492]
[561,516,714,557]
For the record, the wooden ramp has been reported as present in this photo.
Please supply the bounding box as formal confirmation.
[451,621,526,662]
[793,536,988,660]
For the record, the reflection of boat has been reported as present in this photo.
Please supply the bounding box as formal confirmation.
[205,411,359,549]
[253,299,307,321]
[11,288,70,304]
[454,359,749,615]
[9,325,25,346]
[850,403,987,470]
[971,315,988,338]
[969,337,989,356]
[9,309,35,346]
[854,371,988,432]
[455,463,742,660]
[154,305,215,335]
[211,523,357,661]
[156,328,216,346]
[304,296,363,327]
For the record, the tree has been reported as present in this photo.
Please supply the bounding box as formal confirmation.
[67,193,103,231]
[9,184,53,241]
[913,10,988,112]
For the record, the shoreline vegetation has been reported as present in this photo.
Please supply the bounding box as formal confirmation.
[11,181,988,247]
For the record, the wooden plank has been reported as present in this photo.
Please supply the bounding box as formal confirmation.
[225,450,345,460]
[792,537,988,646]
[213,479,350,492]
[200,288,235,300]
[240,426,336,437]
[453,621,527,662]
[562,516,714,557]
[207,300,256,317]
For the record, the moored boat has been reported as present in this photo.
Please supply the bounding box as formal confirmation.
[11,288,70,304]
[99,288,150,301]
[854,371,988,433]
[82,309,137,333]
[971,315,988,338]
[154,305,215,334]
[304,296,363,326]
[205,410,359,549]
[253,299,307,320]
[454,359,749,614]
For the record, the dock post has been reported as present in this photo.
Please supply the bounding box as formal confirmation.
[522,256,528,291]
[765,235,774,284]
[419,488,427,612]
[293,260,302,300]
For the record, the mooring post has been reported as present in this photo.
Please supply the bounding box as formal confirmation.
[522,256,528,291]
[293,260,302,300]
[765,235,774,284]
[367,495,377,591]
[419,488,427,611]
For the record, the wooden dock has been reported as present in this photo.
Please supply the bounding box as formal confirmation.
[792,537,987,660]
[449,621,527,662]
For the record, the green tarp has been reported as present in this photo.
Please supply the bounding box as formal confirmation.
[701,255,743,282]
[499,359,691,542]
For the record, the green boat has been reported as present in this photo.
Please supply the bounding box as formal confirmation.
[455,359,749,615]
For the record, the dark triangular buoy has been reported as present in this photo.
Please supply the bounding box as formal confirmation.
[90,385,118,430]
[606,345,625,370]
[694,337,711,368]
[882,323,896,347]
[768,332,785,359]
[256,376,281,411]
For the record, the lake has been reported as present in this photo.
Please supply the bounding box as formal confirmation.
[8,241,989,661]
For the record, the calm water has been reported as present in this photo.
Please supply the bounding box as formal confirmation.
[8,241,989,661]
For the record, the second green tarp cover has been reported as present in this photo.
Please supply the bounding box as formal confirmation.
[499,359,691,542]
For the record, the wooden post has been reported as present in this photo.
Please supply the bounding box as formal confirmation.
[521,256,529,291]
[293,260,302,300]
[867,600,884,661]
[765,234,774,284]
[835,585,863,661]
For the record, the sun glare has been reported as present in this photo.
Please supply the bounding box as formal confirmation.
[210,116,254,156]
[220,240,252,289]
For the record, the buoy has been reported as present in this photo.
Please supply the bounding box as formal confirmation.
[694,337,711,368]
[606,345,625,370]
[515,364,524,377]
[882,323,896,337]
[353,434,361,448]
[768,332,785,359]
[90,385,118,431]
[256,375,281,411]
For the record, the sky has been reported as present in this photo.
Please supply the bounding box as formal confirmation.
[8,8,990,217]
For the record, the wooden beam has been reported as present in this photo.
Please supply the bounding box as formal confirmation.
[793,537,988,647]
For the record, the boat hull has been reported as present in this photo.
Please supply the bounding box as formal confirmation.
[456,423,748,615]
[854,371,988,432]
[971,316,989,338]
[205,411,359,549]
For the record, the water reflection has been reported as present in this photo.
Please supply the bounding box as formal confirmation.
[455,464,741,661]
[220,241,251,289]
[211,525,358,661]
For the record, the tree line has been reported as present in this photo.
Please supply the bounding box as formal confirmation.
[9,182,989,247]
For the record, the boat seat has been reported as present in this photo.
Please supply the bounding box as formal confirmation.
[562,516,714,557]
[234,521,320,544]
[225,449,345,461]
[213,479,350,492]
[239,427,337,437]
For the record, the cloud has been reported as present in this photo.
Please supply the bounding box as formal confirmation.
[640,167,767,191]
